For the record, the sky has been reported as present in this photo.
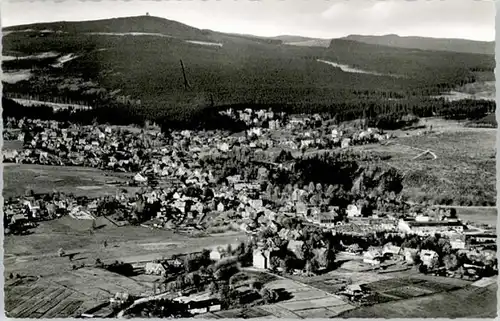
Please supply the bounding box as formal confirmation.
[1,0,495,41]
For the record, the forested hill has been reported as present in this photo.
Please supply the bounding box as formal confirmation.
[2,16,495,126]
[342,34,494,55]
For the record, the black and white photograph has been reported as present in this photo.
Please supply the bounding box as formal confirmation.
[1,0,497,318]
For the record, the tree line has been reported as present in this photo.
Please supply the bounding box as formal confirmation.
[4,93,495,131]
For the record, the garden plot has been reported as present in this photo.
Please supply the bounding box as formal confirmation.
[4,279,99,318]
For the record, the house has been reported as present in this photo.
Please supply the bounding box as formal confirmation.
[252,248,272,269]
[341,138,351,148]
[216,202,225,212]
[288,240,305,260]
[415,215,431,222]
[249,199,263,210]
[145,262,168,276]
[342,284,364,297]
[420,249,439,267]
[210,248,224,261]
[186,298,221,315]
[382,244,402,258]
[346,243,363,254]
[296,202,307,215]
[465,233,497,244]
[346,204,361,217]
[315,212,337,228]
[109,292,131,307]
[134,173,148,183]
[363,248,383,265]
[450,239,466,250]
[403,248,419,264]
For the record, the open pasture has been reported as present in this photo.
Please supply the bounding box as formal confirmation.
[356,119,496,206]
[340,283,497,318]
[3,139,24,150]
[358,275,473,308]
[454,206,497,226]
[3,163,135,198]
[4,216,247,277]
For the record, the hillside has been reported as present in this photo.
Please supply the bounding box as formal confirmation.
[343,34,494,55]
[3,16,210,41]
[2,16,495,123]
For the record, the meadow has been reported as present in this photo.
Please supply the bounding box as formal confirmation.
[2,163,136,199]
[356,118,496,206]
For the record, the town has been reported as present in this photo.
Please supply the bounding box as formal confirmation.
[3,107,497,318]
[2,2,497,318]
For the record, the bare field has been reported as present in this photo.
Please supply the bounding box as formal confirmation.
[3,164,137,198]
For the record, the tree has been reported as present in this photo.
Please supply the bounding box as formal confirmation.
[260,288,278,304]
[191,272,201,290]
[259,288,271,303]
[429,255,440,271]
[184,254,196,273]
[443,254,459,271]
[270,256,281,271]
[308,182,315,193]
[252,281,263,291]
[219,283,231,308]
[321,249,336,270]
[208,281,219,295]
[305,259,318,274]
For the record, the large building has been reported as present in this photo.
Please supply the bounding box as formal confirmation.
[398,219,465,236]
[252,248,272,269]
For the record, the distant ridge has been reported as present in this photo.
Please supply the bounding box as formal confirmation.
[4,16,493,54]
[342,34,494,55]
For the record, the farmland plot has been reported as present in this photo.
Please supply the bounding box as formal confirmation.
[4,279,100,318]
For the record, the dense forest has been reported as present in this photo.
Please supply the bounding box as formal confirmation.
[2,16,495,130]
[4,94,494,131]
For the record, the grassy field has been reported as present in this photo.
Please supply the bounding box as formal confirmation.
[454,207,497,226]
[2,163,137,198]
[4,215,248,317]
[355,118,496,206]
[3,139,24,150]
[340,282,497,318]
[4,216,248,275]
